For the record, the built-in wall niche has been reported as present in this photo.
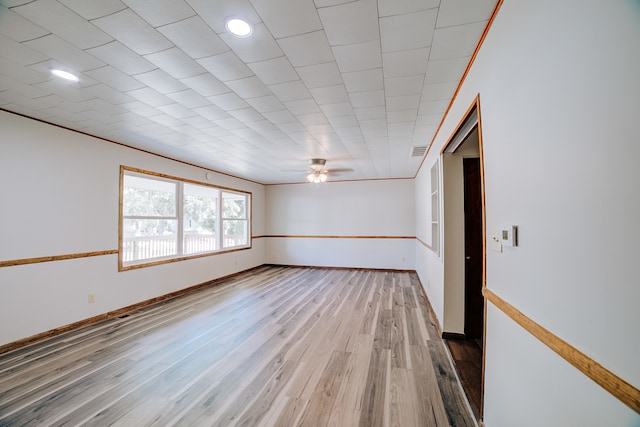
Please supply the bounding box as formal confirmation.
[430,161,440,255]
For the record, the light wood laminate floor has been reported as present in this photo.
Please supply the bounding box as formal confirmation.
[0,266,475,426]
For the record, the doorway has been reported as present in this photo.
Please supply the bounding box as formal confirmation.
[441,101,485,420]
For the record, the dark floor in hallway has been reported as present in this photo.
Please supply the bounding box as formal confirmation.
[446,338,483,419]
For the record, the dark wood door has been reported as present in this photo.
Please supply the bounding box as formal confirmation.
[463,157,484,339]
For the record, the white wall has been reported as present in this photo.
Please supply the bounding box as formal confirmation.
[416,0,640,424]
[265,179,415,270]
[0,111,266,346]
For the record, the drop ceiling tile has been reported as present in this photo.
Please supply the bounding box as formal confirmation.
[213,117,246,130]
[318,0,379,46]
[262,109,296,124]
[207,92,250,110]
[430,22,487,60]
[197,52,254,82]
[388,122,414,137]
[325,109,361,125]
[378,0,439,17]
[122,0,195,27]
[133,69,187,94]
[421,82,457,101]
[35,93,92,112]
[148,113,184,128]
[85,41,156,75]
[321,103,355,119]
[415,113,442,127]
[220,23,284,63]
[342,68,383,93]
[13,0,113,49]
[225,76,270,98]
[180,114,216,128]
[245,95,286,113]
[193,104,230,121]
[354,105,385,121]
[384,74,424,97]
[0,57,48,85]
[295,62,342,89]
[0,5,49,42]
[33,79,95,102]
[166,89,210,108]
[314,0,353,7]
[277,30,334,67]
[418,99,448,115]
[247,56,298,86]
[282,99,320,115]
[359,119,386,133]
[309,84,349,105]
[157,102,198,119]
[199,125,229,138]
[108,112,154,126]
[387,109,417,123]
[0,76,49,98]
[82,83,135,104]
[92,8,173,55]
[382,48,429,78]
[245,119,277,133]
[186,0,261,33]
[348,90,384,108]
[437,0,497,28]
[228,107,264,122]
[121,100,162,117]
[58,0,127,20]
[276,121,306,133]
[126,87,174,107]
[424,56,470,84]
[379,9,437,53]
[180,73,230,97]
[0,97,51,116]
[23,34,105,71]
[0,33,48,65]
[78,98,125,116]
[306,123,332,136]
[144,47,206,79]
[250,0,321,38]
[386,94,421,111]
[85,66,144,92]
[334,123,362,135]
[157,16,228,59]
[230,127,260,140]
[267,80,311,102]
[331,40,381,73]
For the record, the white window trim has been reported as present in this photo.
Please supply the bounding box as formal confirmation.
[119,166,251,271]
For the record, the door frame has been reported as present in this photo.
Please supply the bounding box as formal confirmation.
[440,94,487,418]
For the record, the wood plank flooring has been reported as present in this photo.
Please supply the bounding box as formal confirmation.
[0,266,475,426]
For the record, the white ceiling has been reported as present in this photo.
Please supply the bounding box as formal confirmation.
[0,0,497,184]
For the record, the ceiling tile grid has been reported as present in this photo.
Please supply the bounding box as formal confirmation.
[0,0,498,183]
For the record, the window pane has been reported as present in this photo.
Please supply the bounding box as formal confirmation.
[222,192,246,219]
[122,219,178,262]
[223,220,247,247]
[123,174,176,217]
[183,183,218,254]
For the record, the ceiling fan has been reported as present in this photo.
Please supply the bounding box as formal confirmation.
[305,158,353,183]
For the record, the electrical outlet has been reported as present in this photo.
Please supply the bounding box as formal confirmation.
[88,294,95,303]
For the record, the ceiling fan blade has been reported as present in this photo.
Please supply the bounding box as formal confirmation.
[325,168,354,174]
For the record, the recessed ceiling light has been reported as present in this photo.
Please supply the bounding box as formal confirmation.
[51,69,79,82]
[225,18,252,37]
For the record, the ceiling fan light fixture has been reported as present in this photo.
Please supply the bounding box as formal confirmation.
[308,158,326,171]
[307,172,327,183]
[225,17,252,37]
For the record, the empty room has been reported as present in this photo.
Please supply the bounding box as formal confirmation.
[1,0,638,426]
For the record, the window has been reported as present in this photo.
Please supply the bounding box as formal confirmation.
[430,161,440,255]
[120,167,250,269]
